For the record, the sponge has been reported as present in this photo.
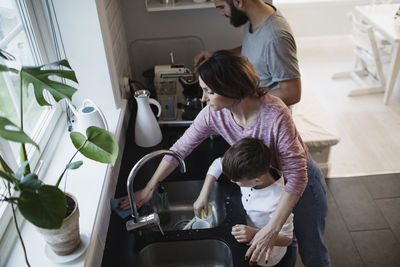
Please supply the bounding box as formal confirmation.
[200,203,213,219]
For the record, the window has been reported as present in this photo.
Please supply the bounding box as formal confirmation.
[0,0,62,236]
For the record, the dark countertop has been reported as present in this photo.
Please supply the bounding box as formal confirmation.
[101,110,254,267]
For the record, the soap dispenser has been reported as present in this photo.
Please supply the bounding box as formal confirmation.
[157,183,170,226]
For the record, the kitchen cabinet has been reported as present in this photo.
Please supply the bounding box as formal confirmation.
[145,0,213,12]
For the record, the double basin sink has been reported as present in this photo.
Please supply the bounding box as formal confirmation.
[136,179,234,267]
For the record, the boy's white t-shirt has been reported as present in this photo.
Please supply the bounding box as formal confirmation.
[207,158,294,266]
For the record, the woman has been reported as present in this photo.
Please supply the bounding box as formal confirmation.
[126,50,331,266]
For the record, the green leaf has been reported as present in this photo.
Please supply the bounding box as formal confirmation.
[0,117,39,149]
[18,185,66,229]
[20,59,78,106]
[0,170,14,183]
[66,161,83,170]
[0,64,18,73]
[20,173,42,191]
[15,161,29,180]
[0,155,14,175]
[70,126,119,165]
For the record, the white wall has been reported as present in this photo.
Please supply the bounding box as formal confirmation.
[96,0,132,101]
[52,0,117,110]
[120,0,243,82]
[121,0,400,82]
[277,0,400,38]
[121,0,400,49]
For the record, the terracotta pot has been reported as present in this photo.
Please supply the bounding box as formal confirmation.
[37,192,80,255]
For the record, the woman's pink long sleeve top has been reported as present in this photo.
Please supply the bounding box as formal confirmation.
[164,94,308,196]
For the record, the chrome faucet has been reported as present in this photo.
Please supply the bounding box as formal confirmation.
[126,150,186,233]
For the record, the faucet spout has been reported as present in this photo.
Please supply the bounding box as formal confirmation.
[126,150,186,226]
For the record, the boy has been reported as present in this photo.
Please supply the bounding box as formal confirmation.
[194,138,294,266]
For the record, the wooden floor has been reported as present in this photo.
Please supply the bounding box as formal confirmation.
[295,35,400,178]
[296,173,400,267]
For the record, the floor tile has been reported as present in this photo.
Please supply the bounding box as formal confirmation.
[362,173,400,199]
[351,229,400,267]
[324,189,364,267]
[327,178,388,231]
[295,252,305,267]
[376,198,400,242]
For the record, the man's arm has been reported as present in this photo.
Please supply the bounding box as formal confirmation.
[194,46,242,70]
[229,46,242,54]
[268,77,301,106]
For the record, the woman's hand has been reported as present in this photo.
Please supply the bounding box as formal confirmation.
[118,184,155,210]
[119,196,131,210]
[231,224,259,244]
[245,225,279,265]
[193,194,209,218]
[134,184,156,208]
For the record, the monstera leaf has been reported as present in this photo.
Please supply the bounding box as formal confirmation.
[18,185,67,229]
[20,59,78,106]
[0,117,39,149]
[70,126,118,165]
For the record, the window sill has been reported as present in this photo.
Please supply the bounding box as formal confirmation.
[4,100,128,267]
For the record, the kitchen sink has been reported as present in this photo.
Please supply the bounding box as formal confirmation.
[149,179,226,231]
[137,239,233,267]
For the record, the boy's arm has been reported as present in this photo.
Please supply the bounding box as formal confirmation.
[193,174,216,218]
[193,157,222,217]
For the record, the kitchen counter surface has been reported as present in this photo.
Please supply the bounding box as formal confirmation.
[100,110,256,266]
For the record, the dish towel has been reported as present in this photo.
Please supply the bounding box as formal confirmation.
[110,196,132,219]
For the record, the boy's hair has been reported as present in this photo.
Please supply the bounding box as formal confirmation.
[222,138,271,181]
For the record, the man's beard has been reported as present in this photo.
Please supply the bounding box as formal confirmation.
[228,2,248,27]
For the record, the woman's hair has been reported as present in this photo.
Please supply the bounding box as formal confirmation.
[222,138,271,181]
[197,50,265,99]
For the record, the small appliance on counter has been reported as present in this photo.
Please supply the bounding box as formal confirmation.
[179,75,203,121]
[153,64,203,124]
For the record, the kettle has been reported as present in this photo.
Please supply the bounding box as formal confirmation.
[134,90,162,147]
[68,99,108,133]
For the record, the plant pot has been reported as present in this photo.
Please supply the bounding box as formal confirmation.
[37,192,80,256]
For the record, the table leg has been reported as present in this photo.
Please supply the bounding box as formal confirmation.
[383,42,400,105]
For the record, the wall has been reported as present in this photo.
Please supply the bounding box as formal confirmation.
[277,0,400,37]
[121,0,400,83]
[120,0,243,83]
[52,0,118,110]
[96,0,132,101]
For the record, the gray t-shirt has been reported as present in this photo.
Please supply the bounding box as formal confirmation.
[241,10,300,90]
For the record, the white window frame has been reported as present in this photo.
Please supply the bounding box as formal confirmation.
[0,0,65,245]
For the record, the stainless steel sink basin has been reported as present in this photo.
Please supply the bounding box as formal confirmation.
[150,180,226,231]
[137,239,233,267]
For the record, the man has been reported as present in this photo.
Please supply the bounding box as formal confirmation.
[194,0,301,106]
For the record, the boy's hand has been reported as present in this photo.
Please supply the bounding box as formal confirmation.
[231,224,259,244]
[193,195,209,218]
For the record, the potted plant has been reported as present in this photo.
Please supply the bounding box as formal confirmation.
[0,56,118,266]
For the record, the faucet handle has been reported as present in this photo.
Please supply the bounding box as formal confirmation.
[126,213,164,235]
